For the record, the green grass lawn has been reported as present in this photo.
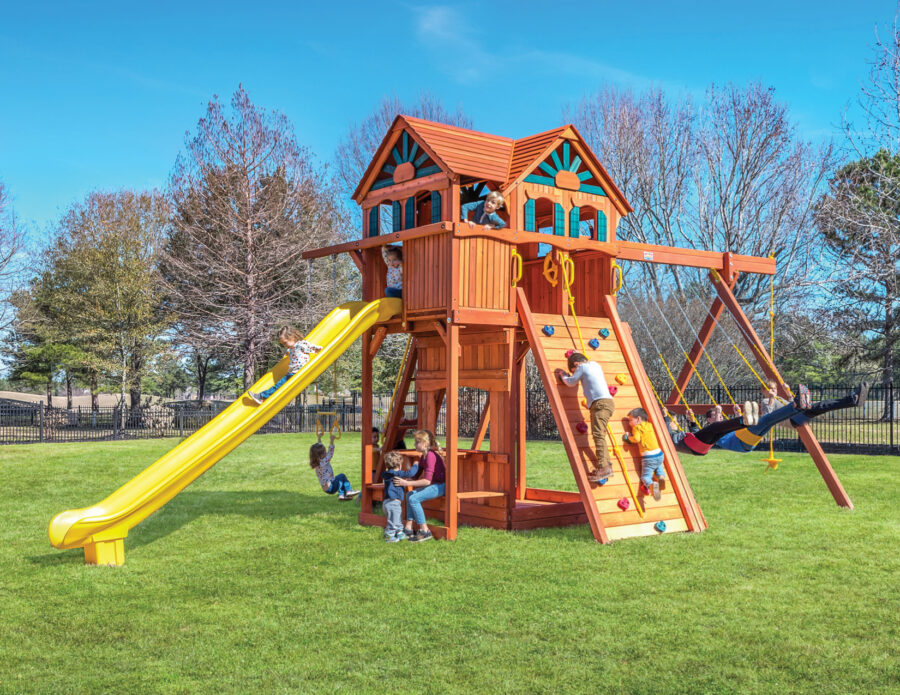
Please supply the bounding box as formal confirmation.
[1,434,897,695]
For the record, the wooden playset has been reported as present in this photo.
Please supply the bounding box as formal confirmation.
[303,116,852,543]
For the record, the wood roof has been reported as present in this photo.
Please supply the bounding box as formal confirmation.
[355,116,632,214]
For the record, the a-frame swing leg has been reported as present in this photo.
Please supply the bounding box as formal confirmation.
[667,283,734,409]
[710,272,854,509]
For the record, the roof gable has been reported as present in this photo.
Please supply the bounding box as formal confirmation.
[505,125,632,215]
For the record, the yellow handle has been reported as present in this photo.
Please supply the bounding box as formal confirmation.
[511,249,523,287]
[611,260,623,296]
[330,418,342,439]
[315,417,325,439]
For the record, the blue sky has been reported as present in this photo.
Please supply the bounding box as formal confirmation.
[0,0,895,237]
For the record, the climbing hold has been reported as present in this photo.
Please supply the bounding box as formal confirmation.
[542,325,554,337]
[575,421,588,434]
[617,498,630,511]
[615,373,628,385]
[596,477,608,486]
[654,521,667,533]
[599,328,610,338]
[581,399,588,408]
[608,385,618,396]
[588,338,600,349]
[564,349,575,358]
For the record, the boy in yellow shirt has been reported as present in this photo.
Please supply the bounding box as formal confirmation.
[623,408,664,501]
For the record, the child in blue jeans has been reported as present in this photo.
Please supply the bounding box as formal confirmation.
[380,450,418,542]
[623,408,665,501]
[310,435,360,501]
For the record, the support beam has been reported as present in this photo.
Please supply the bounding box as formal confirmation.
[710,273,853,509]
[472,394,491,450]
[368,326,388,358]
[667,290,731,406]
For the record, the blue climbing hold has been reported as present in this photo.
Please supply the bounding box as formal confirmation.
[654,520,667,533]
[597,477,608,486]
[599,328,610,338]
[542,325,555,336]
[588,338,600,349]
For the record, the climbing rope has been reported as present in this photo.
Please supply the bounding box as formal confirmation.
[383,336,413,446]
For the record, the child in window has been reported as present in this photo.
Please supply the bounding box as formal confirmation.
[462,190,506,229]
[382,245,403,298]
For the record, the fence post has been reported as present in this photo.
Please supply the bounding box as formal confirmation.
[179,410,184,438]
[113,407,119,440]
[39,405,44,443]
[891,381,895,452]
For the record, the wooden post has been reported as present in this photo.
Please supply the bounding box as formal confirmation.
[446,321,459,540]
[709,272,853,509]
[359,329,375,516]
[516,349,528,501]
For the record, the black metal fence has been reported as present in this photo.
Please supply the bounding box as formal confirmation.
[2,382,897,455]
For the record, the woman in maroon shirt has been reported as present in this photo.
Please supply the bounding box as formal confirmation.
[395,430,445,542]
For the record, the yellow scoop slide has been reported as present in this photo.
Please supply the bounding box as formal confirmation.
[48,298,402,565]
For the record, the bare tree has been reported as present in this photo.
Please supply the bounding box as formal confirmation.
[0,181,25,333]
[568,84,833,312]
[164,86,345,389]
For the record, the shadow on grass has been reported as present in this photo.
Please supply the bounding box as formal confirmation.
[27,550,88,566]
[127,489,363,550]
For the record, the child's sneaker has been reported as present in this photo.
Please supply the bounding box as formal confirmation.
[638,482,651,496]
[852,382,870,409]
[247,391,263,405]
[344,490,361,500]
[385,534,401,543]
[337,494,349,501]
[742,401,758,426]
[395,530,409,541]
[589,465,613,482]
[651,480,661,501]
[795,384,811,410]
[409,530,433,543]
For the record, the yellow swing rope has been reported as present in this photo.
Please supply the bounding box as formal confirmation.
[625,288,702,430]
[557,252,642,517]
[668,292,739,408]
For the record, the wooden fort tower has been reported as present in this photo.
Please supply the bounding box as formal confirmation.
[303,116,851,543]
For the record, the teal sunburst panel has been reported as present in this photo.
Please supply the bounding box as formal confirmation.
[524,174,557,186]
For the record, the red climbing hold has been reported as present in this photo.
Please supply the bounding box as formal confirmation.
[575,421,588,434]
[617,498,630,511]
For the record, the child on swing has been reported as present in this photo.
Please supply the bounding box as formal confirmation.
[309,433,360,501]
[248,325,322,404]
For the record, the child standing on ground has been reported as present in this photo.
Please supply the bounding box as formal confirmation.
[556,352,615,482]
[310,434,360,501]
[623,408,665,501]
[382,245,403,298]
[248,326,322,404]
[380,450,419,542]
[461,190,507,229]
